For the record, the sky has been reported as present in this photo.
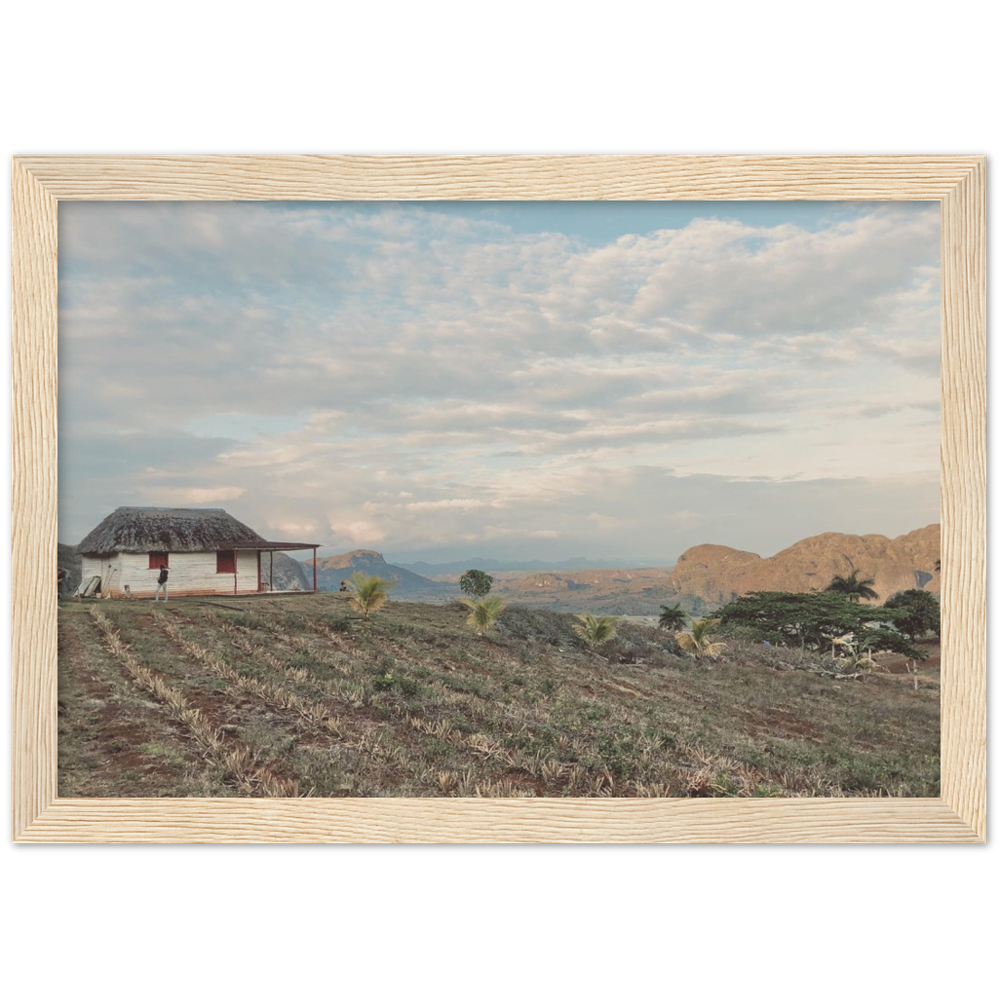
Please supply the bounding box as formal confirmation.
[57,200,941,565]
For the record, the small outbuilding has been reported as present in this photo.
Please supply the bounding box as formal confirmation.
[76,506,319,598]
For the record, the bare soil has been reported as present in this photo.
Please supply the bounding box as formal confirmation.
[57,594,941,798]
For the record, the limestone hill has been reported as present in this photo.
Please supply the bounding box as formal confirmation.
[669,524,940,607]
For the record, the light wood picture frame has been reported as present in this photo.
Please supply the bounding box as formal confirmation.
[11,155,986,843]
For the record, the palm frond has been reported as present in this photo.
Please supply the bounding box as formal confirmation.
[677,618,727,660]
[572,613,619,649]
[458,596,506,635]
[345,572,396,619]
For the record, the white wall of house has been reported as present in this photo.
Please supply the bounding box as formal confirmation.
[236,549,258,593]
[82,550,262,597]
[80,555,115,592]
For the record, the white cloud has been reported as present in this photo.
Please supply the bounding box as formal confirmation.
[330,519,386,546]
[141,486,246,504]
[57,201,941,559]
[266,520,318,537]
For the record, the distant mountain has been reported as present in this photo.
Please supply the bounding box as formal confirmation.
[396,555,652,576]
[290,526,940,615]
[305,549,455,598]
[669,524,940,607]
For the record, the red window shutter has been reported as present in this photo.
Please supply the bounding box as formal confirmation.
[217,551,236,574]
[149,552,169,569]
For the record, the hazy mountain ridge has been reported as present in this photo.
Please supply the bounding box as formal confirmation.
[58,523,940,614]
[303,525,940,614]
[397,555,651,576]
[306,549,454,598]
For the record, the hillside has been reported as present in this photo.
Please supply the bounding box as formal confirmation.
[419,525,940,616]
[390,525,940,614]
[480,567,678,615]
[58,522,940,615]
[58,543,82,595]
[670,524,940,607]
[306,549,454,599]
[57,593,940,799]
[261,552,310,591]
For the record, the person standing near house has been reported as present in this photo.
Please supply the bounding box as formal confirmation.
[153,563,169,603]
[57,567,69,601]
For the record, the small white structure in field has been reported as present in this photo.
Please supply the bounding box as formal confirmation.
[76,507,318,598]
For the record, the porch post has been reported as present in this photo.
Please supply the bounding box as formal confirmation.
[313,547,318,593]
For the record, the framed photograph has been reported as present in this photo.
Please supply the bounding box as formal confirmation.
[12,155,985,842]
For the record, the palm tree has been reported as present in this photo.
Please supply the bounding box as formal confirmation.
[676,618,727,660]
[572,613,619,650]
[345,572,396,620]
[824,569,878,603]
[658,603,688,632]
[458,596,506,636]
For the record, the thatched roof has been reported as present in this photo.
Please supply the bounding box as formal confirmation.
[78,507,315,555]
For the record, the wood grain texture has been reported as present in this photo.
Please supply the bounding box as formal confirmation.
[15,798,982,844]
[10,155,987,843]
[11,159,59,840]
[939,159,987,841]
[11,154,986,202]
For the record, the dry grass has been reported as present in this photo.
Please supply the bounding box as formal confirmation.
[157,616,342,735]
[55,594,940,799]
[90,609,298,796]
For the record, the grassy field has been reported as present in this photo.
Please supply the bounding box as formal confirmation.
[57,593,940,799]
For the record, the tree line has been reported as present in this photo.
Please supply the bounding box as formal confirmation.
[660,577,939,662]
[338,565,940,666]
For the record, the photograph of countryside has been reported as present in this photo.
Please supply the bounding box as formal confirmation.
[57,200,942,799]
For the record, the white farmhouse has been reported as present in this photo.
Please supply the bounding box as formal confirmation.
[76,507,318,598]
